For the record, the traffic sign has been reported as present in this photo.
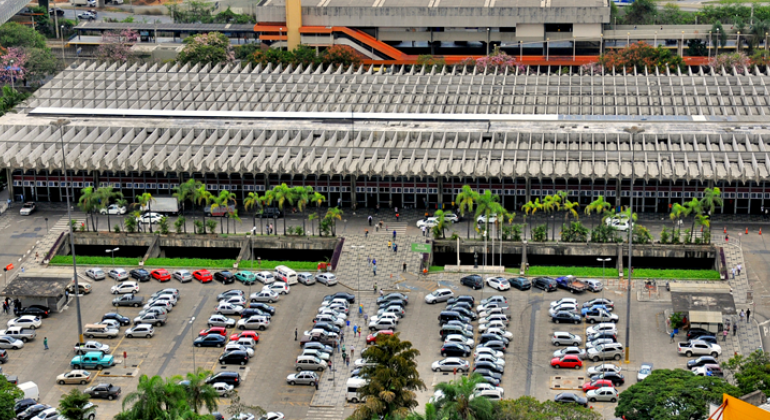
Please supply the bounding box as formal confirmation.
[411,243,432,253]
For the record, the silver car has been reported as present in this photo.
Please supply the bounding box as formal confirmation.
[425,289,454,304]
[85,268,106,281]
[286,371,319,386]
[552,332,582,346]
[586,387,618,403]
[297,272,316,285]
[125,324,154,338]
[315,273,337,286]
[250,290,279,303]
[553,347,586,360]
[207,314,236,328]
[637,362,653,382]
[108,268,128,281]
[173,270,193,283]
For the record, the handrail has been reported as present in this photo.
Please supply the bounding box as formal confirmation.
[44,231,66,265]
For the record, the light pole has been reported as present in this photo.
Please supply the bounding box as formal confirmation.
[681,31,685,56]
[189,316,196,371]
[654,31,657,47]
[597,257,611,361]
[623,126,644,364]
[546,38,550,60]
[486,27,490,56]
[737,32,741,53]
[600,34,603,56]
[716,28,720,56]
[627,32,630,47]
[105,247,119,264]
[572,35,576,61]
[708,31,711,59]
[519,40,522,60]
[9,59,14,91]
[52,119,84,344]
[350,245,365,303]
[60,25,66,65]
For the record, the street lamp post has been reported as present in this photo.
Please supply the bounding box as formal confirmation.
[737,31,741,53]
[573,35,576,61]
[716,28,720,56]
[597,257,611,361]
[52,119,84,344]
[486,27,490,56]
[350,245,365,303]
[654,31,657,47]
[708,31,711,60]
[9,59,14,91]
[105,247,119,264]
[189,316,196,371]
[546,38,550,60]
[623,126,644,364]
[60,25,66,65]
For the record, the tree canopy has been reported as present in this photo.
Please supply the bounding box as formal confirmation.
[722,349,770,398]
[177,32,234,66]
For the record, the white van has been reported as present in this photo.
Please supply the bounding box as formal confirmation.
[274,265,297,285]
[18,382,39,401]
[346,378,368,403]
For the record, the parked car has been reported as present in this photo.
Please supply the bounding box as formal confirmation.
[590,371,625,386]
[425,289,454,304]
[551,355,583,369]
[554,392,587,407]
[192,270,213,283]
[173,270,193,283]
[440,342,471,357]
[108,268,129,281]
[7,316,42,329]
[73,341,109,355]
[584,279,604,292]
[130,269,151,282]
[587,343,625,362]
[286,371,319,386]
[586,387,618,403]
[219,350,249,365]
[637,362,653,382]
[56,370,93,385]
[124,324,154,338]
[112,294,144,307]
[215,302,244,315]
[150,269,171,282]
[19,202,36,216]
[263,282,290,295]
[84,383,121,400]
[110,282,139,295]
[551,311,581,324]
[460,275,483,289]
[255,271,275,284]
[100,204,126,215]
[66,282,92,295]
[532,277,557,292]
[235,271,257,285]
[18,306,49,319]
[85,268,106,281]
[137,212,163,224]
[687,356,719,369]
[194,335,227,348]
[509,277,531,290]
[587,363,621,377]
[297,272,315,285]
[214,271,236,284]
[250,290,279,303]
[315,273,337,286]
[553,347,586,360]
[552,332,582,346]
[485,277,510,291]
[431,358,470,373]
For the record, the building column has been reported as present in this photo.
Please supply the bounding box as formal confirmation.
[525,178,531,204]
[350,176,357,211]
[437,177,444,207]
[6,168,13,202]
[615,180,621,208]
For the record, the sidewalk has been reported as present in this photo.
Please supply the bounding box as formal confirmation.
[722,243,764,355]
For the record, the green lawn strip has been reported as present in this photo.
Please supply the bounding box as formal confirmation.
[502,265,718,280]
[622,268,721,280]
[524,266,619,277]
[429,266,445,272]
[50,255,141,266]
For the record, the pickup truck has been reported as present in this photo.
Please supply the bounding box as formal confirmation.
[71,351,115,370]
[678,341,722,357]
[585,308,619,324]
[299,331,337,348]
[0,327,36,342]
[555,276,587,294]
[112,294,144,307]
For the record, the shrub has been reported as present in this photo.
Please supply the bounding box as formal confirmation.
[124,217,136,233]
[159,216,170,234]
[709,52,751,73]
[660,227,669,244]
[320,45,362,68]
[532,224,548,242]
[113,225,121,233]
[206,219,217,233]
[600,41,684,72]
[194,220,204,234]
[174,216,185,233]
[144,257,322,270]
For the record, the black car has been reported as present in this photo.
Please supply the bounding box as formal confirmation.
[473,361,504,374]
[214,271,235,284]
[248,302,276,315]
[687,356,719,369]
[130,269,151,282]
[445,301,473,312]
[102,312,131,326]
[49,8,65,16]
[588,332,617,342]
[85,383,122,400]
[445,320,473,332]
[590,371,625,386]
[20,306,49,318]
[14,399,36,414]
[193,335,226,348]
[0,349,8,364]
[690,335,718,345]
[211,413,225,420]
[509,277,531,290]
[533,277,558,292]
[323,292,355,304]
[552,311,581,324]
[686,328,712,340]
[18,405,49,420]
[449,306,477,320]
[206,371,241,387]
[240,308,270,319]
[475,372,501,386]
[378,299,405,310]
[480,340,506,352]
[377,293,409,306]
[460,275,483,290]
[259,207,283,219]
[473,368,502,382]
[313,322,341,334]
[219,350,249,365]
[302,342,333,353]
[446,295,475,305]
[554,392,588,407]
[440,342,471,357]
[479,333,509,346]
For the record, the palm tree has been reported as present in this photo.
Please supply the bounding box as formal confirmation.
[173,179,200,232]
[294,186,315,233]
[351,333,426,420]
[432,209,447,239]
[325,207,343,236]
[455,185,478,239]
[59,389,97,420]
[684,197,703,243]
[210,190,237,234]
[121,374,186,420]
[700,187,722,241]
[133,192,155,233]
[522,199,538,239]
[308,213,318,236]
[175,368,219,415]
[584,195,611,228]
[115,198,128,232]
[243,192,266,233]
[432,373,495,420]
[96,186,123,233]
[670,202,688,240]
[695,214,711,243]
[77,186,98,231]
[271,184,295,235]
[474,190,501,240]
[543,194,562,241]
[503,209,516,241]
[194,185,213,234]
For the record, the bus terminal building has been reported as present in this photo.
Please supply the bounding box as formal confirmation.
[3,61,770,215]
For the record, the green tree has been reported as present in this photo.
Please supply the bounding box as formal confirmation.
[173,179,201,231]
[562,221,590,242]
[244,191,267,233]
[614,369,741,420]
[522,199,541,239]
[58,389,96,420]
[584,195,612,229]
[432,209,448,239]
[0,375,22,420]
[712,22,728,47]
[96,186,123,233]
[669,202,688,243]
[308,213,318,236]
[176,368,219,415]
[0,22,47,49]
[474,190,501,241]
[24,47,58,83]
[133,192,155,233]
[496,396,601,420]
[684,197,703,243]
[270,184,295,235]
[177,32,234,66]
[455,185,478,239]
[293,186,315,233]
[722,349,770,397]
[351,333,426,420]
[687,39,708,57]
[120,374,187,420]
[542,194,561,241]
[324,207,342,236]
[194,184,213,235]
[210,190,236,234]
[624,0,657,25]
[432,374,495,420]
[632,224,652,244]
[0,86,30,116]
[125,211,139,233]
[77,186,99,231]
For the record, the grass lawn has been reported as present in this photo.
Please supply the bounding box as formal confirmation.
[505,265,720,280]
[50,255,141,266]
[429,266,445,272]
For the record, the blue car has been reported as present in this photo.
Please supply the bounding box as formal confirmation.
[193,334,226,348]
[581,305,612,317]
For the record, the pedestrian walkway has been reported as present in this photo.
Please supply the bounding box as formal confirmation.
[305,407,346,419]
[370,222,407,236]
[722,242,764,355]
[33,215,86,265]
[336,232,428,291]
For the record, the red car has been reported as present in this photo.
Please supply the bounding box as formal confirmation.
[551,355,583,369]
[366,330,394,344]
[581,379,614,392]
[151,269,171,282]
[229,331,260,343]
[193,269,213,283]
[199,327,228,337]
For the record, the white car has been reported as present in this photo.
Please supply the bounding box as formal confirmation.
[474,382,504,396]
[416,217,440,229]
[443,213,460,223]
[474,346,504,359]
[315,314,345,326]
[100,204,127,215]
[297,272,315,285]
[317,308,347,321]
[211,382,234,397]
[444,334,474,348]
[111,281,139,294]
[478,320,507,333]
[19,202,36,216]
[586,338,616,350]
[476,214,498,224]
[586,323,618,337]
[302,349,331,361]
[147,295,176,307]
[479,314,509,325]
[370,313,399,325]
[173,270,193,283]
[431,358,470,373]
[255,271,274,284]
[548,303,578,317]
[216,302,244,315]
[220,296,247,307]
[637,362,653,382]
[208,314,236,328]
[605,215,632,232]
[7,316,42,329]
[553,346,586,360]
[552,332,582,346]
[486,328,513,340]
[31,408,60,420]
[474,354,506,366]
[586,387,618,403]
[485,277,511,291]
[85,268,106,280]
[237,316,270,331]
[263,282,290,295]
[224,343,254,356]
[125,324,154,338]
[315,273,337,286]
[550,298,578,308]
[77,11,96,20]
[108,268,129,281]
[136,212,163,224]
[0,336,23,349]
[425,289,454,304]
[587,363,622,376]
[250,290,279,303]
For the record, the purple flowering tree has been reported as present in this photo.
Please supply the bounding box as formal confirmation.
[0,48,28,85]
[95,30,139,62]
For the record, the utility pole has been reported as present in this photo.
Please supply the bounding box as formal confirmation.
[623,126,644,364]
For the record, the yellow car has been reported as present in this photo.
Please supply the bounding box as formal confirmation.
[56,370,92,385]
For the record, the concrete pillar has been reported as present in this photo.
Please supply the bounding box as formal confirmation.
[616,243,623,277]
[677,40,684,57]
[350,176,357,211]
[285,0,302,50]
[6,168,13,202]
[615,180,621,209]
[525,178,531,204]
[437,177,444,206]
[520,240,528,275]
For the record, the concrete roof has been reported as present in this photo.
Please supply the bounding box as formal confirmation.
[265,0,604,7]
[4,62,770,182]
[671,291,736,316]
[75,22,257,33]
[3,276,70,298]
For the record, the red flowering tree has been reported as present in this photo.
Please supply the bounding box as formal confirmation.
[599,41,684,72]
[710,52,751,74]
[0,47,28,84]
[95,30,139,62]
[177,32,235,65]
[320,45,362,68]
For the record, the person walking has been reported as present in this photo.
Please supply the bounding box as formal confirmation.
[353,325,358,335]
[350,345,355,358]
[373,265,377,276]
[44,337,48,350]
[737,263,742,275]
[365,229,369,239]
[723,329,728,342]
[747,308,751,322]
[358,329,361,338]
[403,262,407,272]
[393,230,397,240]
[294,328,298,341]
[2,301,7,315]
[396,213,400,221]
[314,379,319,390]
[328,359,332,371]
[388,240,392,249]
[372,258,376,266]
[393,243,398,253]
[740,309,745,322]
[368,215,373,226]
[670,330,675,343]
[732,267,736,279]
[340,331,345,343]
[734,322,738,336]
